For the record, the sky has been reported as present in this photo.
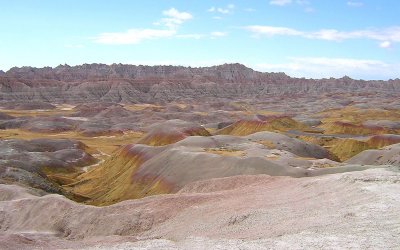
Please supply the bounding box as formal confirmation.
[1,0,399,80]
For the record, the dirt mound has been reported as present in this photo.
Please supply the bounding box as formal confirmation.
[346,143,400,166]
[328,139,372,161]
[68,144,166,205]
[67,133,374,206]
[165,104,194,112]
[94,105,134,118]
[69,138,310,205]
[301,137,372,162]
[0,101,56,110]
[245,131,333,159]
[73,105,139,135]
[137,120,211,146]
[293,116,322,126]
[216,116,307,136]
[367,134,400,148]
[0,139,96,194]
[72,102,122,117]
[128,147,305,193]
[0,112,14,120]
[21,117,77,133]
[76,118,124,136]
[0,117,29,129]
[363,120,400,130]
[320,121,387,135]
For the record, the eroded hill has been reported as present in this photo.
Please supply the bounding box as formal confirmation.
[0,65,400,249]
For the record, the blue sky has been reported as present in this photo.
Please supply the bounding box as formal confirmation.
[1,0,399,79]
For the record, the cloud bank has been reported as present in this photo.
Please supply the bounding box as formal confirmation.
[245,25,400,48]
[94,8,192,45]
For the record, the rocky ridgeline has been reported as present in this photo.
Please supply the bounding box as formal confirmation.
[4,63,274,82]
[0,63,399,103]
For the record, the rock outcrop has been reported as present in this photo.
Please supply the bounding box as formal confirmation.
[1,63,399,103]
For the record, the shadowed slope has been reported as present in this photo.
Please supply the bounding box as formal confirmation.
[299,137,371,161]
[0,139,97,195]
[67,144,167,205]
[0,112,14,120]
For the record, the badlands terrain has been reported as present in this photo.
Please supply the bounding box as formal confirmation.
[0,64,400,249]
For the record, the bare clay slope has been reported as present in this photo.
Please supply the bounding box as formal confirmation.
[68,131,373,206]
[0,167,399,249]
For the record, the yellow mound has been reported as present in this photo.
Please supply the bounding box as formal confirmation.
[299,137,370,161]
[328,139,371,161]
[320,121,386,135]
[138,127,210,146]
[0,129,143,155]
[216,117,307,136]
[318,106,400,125]
[66,145,171,206]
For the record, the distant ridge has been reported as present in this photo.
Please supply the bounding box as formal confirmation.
[0,63,399,103]
[4,63,289,83]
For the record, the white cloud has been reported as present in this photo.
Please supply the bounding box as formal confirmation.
[245,25,400,47]
[270,0,313,12]
[309,29,349,41]
[244,8,256,12]
[176,34,205,39]
[211,31,227,38]
[379,41,392,48]
[254,57,399,80]
[269,0,292,6]
[296,0,310,4]
[177,32,227,40]
[161,8,193,29]
[347,1,364,7]
[94,8,193,45]
[94,29,176,45]
[246,25,303,36]
[163,8,192,19]
[208,7,215,12]
[208,4,235,14]
[217,8,230,14]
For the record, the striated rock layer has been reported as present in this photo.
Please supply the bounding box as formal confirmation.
[1,63,399,103]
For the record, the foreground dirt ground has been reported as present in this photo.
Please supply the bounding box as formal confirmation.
[1,167,399,249]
